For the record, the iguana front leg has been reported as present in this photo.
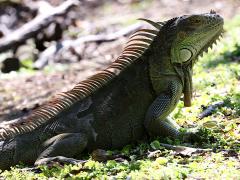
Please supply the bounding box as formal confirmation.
[144,79,183,138]
[35,133,88,166]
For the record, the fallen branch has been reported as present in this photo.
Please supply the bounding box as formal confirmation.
[0,0,79,53]
[160,143,211,156]
[147,143,212,158]
[160,143,238,157]
[198,101,224,119]
[34,22,143,69]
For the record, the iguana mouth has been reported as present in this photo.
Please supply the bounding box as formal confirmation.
[197,26,224,59]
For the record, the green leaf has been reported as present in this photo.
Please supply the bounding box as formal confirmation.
[155,157,168,165]
[150,140,162,150]
[202,120,219,128]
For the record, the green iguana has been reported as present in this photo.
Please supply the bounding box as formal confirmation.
[0,11,223,170]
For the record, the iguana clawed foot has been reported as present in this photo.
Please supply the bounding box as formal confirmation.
[35,150,128,167]
[35,156,87,166]
[179,127,202,143]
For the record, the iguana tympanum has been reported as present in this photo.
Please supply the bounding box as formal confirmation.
[0,11,223,170]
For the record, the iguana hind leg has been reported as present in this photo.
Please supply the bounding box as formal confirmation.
[35,133,88,166]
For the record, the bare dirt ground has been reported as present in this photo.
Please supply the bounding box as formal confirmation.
[0,0,239,122]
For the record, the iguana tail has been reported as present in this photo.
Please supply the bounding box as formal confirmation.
[0,140,16,170]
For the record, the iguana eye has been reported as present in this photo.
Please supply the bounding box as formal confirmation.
[180,48,192,62]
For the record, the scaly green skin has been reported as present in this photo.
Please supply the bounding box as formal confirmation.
[0,12,223,170]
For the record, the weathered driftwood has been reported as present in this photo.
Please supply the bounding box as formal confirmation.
[34,22,143,69]
[0,0,79,53]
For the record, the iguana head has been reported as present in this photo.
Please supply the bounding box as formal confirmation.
[158,11,224,107]
[170,11,224,64]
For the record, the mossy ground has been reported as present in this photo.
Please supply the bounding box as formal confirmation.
[0,16,240,180]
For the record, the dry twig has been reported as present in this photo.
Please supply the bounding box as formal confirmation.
[0,0,79,53]
[34,22,143,69]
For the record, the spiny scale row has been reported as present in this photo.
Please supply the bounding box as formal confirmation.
[197,31,223,59]
[0,27,159,141]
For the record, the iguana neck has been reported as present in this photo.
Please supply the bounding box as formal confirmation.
[148,35,177,78]
[148,44,193,107]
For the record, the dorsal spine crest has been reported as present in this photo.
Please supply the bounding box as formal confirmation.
[0,24,160,141]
